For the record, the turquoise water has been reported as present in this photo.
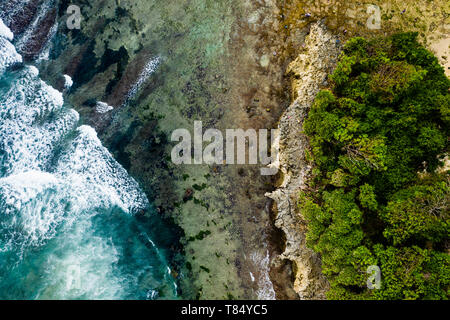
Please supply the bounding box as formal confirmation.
[0,20,177,300]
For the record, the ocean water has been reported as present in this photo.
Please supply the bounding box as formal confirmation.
[0,20,177,300]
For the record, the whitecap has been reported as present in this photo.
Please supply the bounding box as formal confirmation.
[123,56,161,106]
[0,18,13,41]
[63,74,73,89]
[95,101,114,114]
[0,37,22,75]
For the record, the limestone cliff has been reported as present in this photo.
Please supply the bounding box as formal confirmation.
[266,21,341,300]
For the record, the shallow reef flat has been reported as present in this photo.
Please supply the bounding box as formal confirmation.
[34,0,293,299]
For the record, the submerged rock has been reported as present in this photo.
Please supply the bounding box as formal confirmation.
[266,21,342,300]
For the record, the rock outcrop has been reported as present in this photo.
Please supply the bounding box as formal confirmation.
[266,21,341,300]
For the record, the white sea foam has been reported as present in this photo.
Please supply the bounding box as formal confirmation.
[0,66,70,175]
[36,217,124,299]
[0,171,66,251]
[54,125,149,213]
[124,56,161,106]
[35,21,58,62]
[0,37,22,75]
[0,2,27,27]
[250,250,276,300]
[95,101,114,113]
[63,74,73,89]
[0,18,13,41]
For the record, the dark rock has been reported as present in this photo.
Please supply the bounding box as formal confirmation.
[22,8,58,61]
[183,188,194,202]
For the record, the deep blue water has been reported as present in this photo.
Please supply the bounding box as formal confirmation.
[0,19,177,300]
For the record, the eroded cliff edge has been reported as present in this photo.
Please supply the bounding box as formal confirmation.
[266,21,342,300]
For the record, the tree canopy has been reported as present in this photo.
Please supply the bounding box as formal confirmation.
[301,32,449,299]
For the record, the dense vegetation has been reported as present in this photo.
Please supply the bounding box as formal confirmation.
[301,32,449,299]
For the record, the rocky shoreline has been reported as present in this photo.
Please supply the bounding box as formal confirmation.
[265,0,449,299]
[266,21,341,299]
